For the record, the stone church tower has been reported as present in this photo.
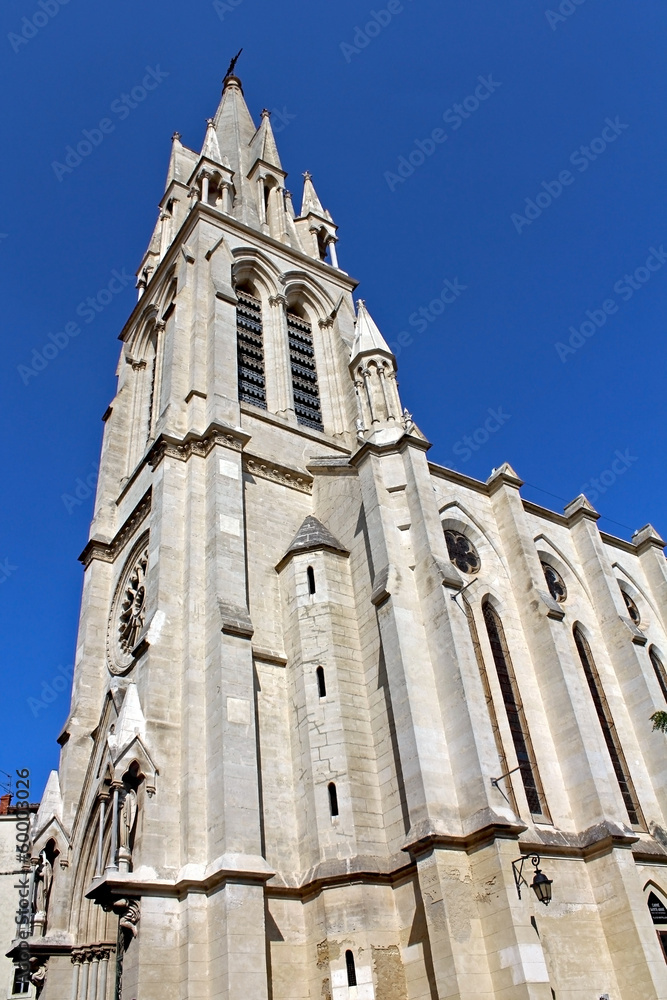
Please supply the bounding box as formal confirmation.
[17,70,667,1000]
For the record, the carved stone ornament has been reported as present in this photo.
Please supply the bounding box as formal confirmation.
[444,530,480,575]
[113,897,141,939]
[107,535,150,675]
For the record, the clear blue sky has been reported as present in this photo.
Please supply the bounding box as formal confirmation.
[1,0,666,798]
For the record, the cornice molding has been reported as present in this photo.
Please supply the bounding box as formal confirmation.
[79,490,152,568]
[244,455,313,494]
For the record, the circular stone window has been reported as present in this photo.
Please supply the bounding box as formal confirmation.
[444,530,480,574]
[107,537,149,675]
[541,562,567,604]
[622,589,641,626]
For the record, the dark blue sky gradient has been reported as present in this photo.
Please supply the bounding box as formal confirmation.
[1,0,666,797]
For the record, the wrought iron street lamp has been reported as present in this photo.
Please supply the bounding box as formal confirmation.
[512,854,553,905]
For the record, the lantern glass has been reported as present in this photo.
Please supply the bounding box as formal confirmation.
[531,869,553,905]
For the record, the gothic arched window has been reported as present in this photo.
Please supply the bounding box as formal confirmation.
[482,601,547,819]
[573,625,643,827]
[649,646,667,703]
[463,596,518,814]
[236,286,266,408]
[286,306,322,430]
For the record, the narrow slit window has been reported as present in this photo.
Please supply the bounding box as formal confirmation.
[236,288,266,409]
[328,782,339,818]
[307,566,316,595]
[317,666,326,698]
[650,646,667,703]
[482,601,548,819]
[345,950,357,987]
[286,310,323,430]
[573,625,644,828]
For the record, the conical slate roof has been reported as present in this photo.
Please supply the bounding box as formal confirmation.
[283,516,348,561]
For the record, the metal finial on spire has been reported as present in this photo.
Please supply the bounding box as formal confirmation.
[224,48,243,80]
[303,170,312,180]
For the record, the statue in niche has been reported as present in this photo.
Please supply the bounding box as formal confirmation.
[117,787,138,872]
[33,850,54,934]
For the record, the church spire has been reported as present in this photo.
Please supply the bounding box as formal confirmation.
[201,118,222,164]
[300,171,326,217]
[248,109,282,170]
[349,300,409,444]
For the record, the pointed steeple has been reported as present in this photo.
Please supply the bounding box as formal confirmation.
[249,109,282,170]
[300,171,326,217]
[201,118,222,164]
[350,299,393,364]
[212,74,257,181]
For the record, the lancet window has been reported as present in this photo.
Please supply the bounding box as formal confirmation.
[482,601,547,819]
[236,286,266,408]
[573,625,643,827]
[286,307,322,430]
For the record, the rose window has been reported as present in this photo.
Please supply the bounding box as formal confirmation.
[107,538,149,675]
[118,552,148,654]
[622,590,641,626]
[541,562,566,604]
[444,530,480,574]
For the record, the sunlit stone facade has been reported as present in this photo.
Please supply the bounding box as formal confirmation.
[16,72,667,1000]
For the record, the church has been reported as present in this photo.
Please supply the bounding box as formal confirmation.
[16,67,667,1000]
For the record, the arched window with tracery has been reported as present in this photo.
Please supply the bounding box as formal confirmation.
[286,302,322,430]
[236,282,266,408]
[482,600,547,819]
[573,625,644,828]
[650,646,667,703]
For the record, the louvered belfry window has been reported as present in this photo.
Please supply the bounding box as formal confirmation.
[286,310,323,430]
[573,626,643,827]
[236,289,266,408]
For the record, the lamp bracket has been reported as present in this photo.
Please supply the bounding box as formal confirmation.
[512,853,541,900]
